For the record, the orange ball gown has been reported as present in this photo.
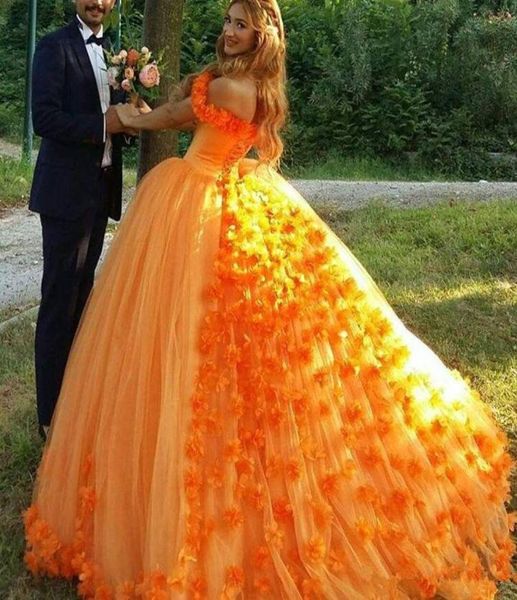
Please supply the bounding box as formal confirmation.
[24,72,514,599]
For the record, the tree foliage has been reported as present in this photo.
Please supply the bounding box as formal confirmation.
[0,0,516,179]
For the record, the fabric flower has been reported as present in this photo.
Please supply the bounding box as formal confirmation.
[191,72,257,141]
[305,535,326,563]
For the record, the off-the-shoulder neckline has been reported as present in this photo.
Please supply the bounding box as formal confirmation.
[192,72,258,132]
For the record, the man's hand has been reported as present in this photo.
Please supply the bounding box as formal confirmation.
[106,106,124,134]
[114,103,142,132]
[106,105,138,136]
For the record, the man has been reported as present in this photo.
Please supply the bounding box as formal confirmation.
[30,0,131,439]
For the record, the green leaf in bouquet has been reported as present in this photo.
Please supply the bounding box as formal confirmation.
[155,48,166,66]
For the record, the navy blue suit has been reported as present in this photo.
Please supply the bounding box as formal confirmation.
[30,19,124,427]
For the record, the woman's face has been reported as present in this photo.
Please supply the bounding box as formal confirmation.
[223,3,256,57]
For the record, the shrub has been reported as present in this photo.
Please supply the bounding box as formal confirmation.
[0,0,515,179]
[446,12,517,132]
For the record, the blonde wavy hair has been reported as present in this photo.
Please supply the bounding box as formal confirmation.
[180,0,287,167]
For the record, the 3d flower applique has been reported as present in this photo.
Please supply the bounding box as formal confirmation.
[223,506,245,529]
[223,565,245,594]
[305,534,326,563]
[355,517,376,543]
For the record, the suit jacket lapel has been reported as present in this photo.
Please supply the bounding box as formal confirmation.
[67,20,101,108]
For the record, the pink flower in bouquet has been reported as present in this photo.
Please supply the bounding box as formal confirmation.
[107,67,120,89]
[139,63,160,89]
[124,67,135,80]
[121,79,132,92]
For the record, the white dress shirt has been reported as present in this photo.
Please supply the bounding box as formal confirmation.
[76,15,112,167]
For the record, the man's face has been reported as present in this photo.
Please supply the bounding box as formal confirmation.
[75,0,115,33]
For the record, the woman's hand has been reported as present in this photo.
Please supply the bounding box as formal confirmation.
[137,98,152,114]
[115,103,141,128]
[112,96,195,132]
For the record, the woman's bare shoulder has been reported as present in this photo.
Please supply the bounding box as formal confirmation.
[207,76,257,122]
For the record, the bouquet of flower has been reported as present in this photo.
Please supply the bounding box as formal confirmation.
[105,46,163,105]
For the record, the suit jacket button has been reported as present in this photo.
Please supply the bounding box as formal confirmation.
[95,161,101,167]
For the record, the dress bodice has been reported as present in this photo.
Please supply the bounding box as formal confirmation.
[184,124,244,176]
[183,72,258,177]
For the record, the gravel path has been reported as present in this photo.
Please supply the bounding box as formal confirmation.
[1,138,516,311]
[292,180,517,209]
[0,208,117,312]
[0,138,38,161]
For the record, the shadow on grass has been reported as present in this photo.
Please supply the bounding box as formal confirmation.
[392,288,516,372]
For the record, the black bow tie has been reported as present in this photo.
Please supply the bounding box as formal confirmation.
[86,33,104,46]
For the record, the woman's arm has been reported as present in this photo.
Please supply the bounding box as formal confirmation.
[116,96,196,131]
[117,76,256,132]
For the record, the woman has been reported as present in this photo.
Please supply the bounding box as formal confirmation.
[24,1,514,598]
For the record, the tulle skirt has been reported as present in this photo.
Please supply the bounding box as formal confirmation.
[25,158,514,599]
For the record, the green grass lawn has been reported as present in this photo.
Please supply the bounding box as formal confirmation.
[0,199,516,598]
[284,153,449,181]
[0,157,33,213]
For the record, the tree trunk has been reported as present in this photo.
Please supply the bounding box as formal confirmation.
[138,0,184,180]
